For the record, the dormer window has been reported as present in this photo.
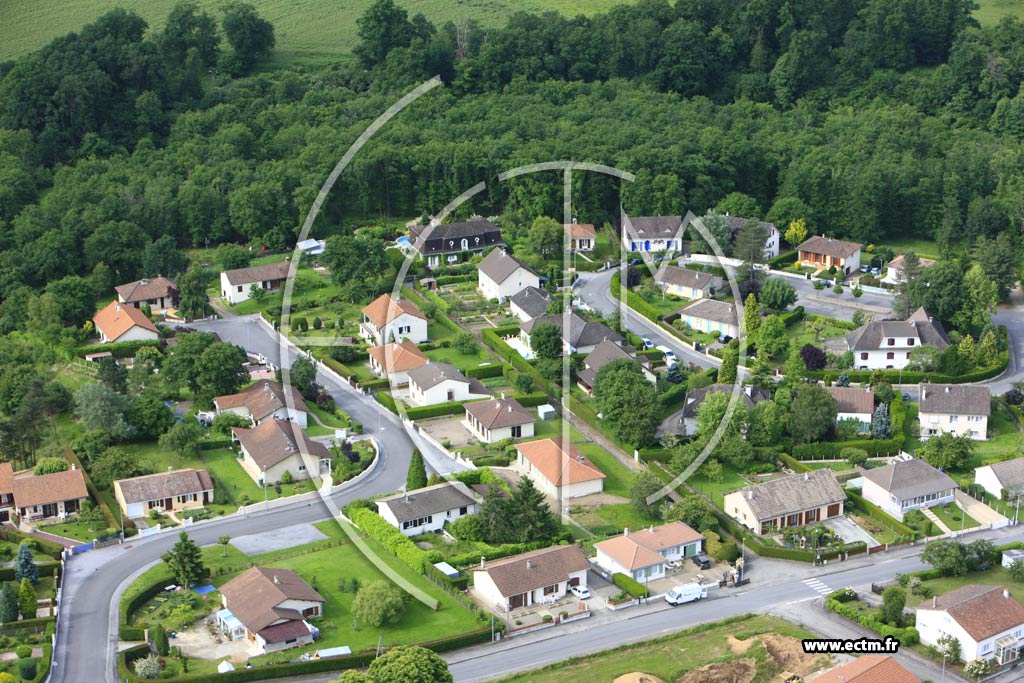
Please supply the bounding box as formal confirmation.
[887,338,895,346]
[908,338,915,346]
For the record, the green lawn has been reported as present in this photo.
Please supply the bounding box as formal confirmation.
[589,503,659,532]
[879,238,942,260]
[573,442,633,498]
[496,614,828,683]
[688,466,750,508]
[423,344,496,369]
[38,518,110,542]
[928,502,980,531]
[974,0,1024,27]
[922,566,1024,604]
[970,401,1021,467]
[308,402,354,429]
[787,314,857,350]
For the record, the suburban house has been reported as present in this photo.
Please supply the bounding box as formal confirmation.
[472,544,590,611]
[860,458,958,521]
[919,383,991,440]
[653,265,721,300]
[13,468,89,522]
[882,253,936,285]
[975,457,1024,500]
[407,363,490,407]
[0,463,14,522]
[621,215,684,253]
[815,656,919,683]
[514,438,606,500]
[408,219,504,269]
[359,293,429,345]
[565,223,596,251]
[678,299,739,339]
[214,380,310,428]
[375,481,481,536]
[723,215,780,259]
[464,396,536,443]
[92,301,160,344]
[114,468,214,518]
[231,419,333,486]
[680,384,768,435]
[916,585,1024,664]
[824,385,875,433]
[723,470,846,536]
[519,312,623,356]
[115,276,178,313]
[594,522,704,582]
[218,567,325,655]
[477,248,540,301]
[845,307,949,370]
[576,340,654,395]
[796,235,863,275]
[367,341,429,386]
[509,286,554,322]
[220,261,291,305]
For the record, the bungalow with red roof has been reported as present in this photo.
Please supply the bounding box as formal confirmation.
[916,585,1024,664]
[514,438,606,500]
[92,301,160,344]
[594,522,704,582]
[13,468,89,522]
[115,277,179,314]
[218,567,324,654]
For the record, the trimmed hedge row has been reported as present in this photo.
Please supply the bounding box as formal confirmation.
[447,541,552,569]
[793,438,902,460]
[360,378,391,391]
[375,392,398,414]
[0,562,60,584]
[514,392,549,407]
[779,305,806,328]
[74,339,161,358]
[826,597,920,644]
[709,506,859,562]
[778,453,811,473]
[465,364,509,379]
[610,271,662,322]
[0,528,63,561]
[198,437,233,451]
[612,572,650,598]
[120,571,174,640]
[768,250,798,269]
[349,507,429,573]
[404,400,482,421]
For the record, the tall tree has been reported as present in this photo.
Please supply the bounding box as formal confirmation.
[742,293,760,342]
[17,579,35,620]
[366,645,453,683]
[718,342,739,384]
[141,234,188,278]
[507,476,558,543]
[593,359,659,446]
[194,342,248,401]
[733,219,770,283]
[354,0,415,69]
[787,383,836,443]
[161,532,207,587]
[630,470,663,518]
[974,233,1018,300]
[0,582,17,623]
[919,432,974,471]
[14,544,37,585]
[783,218,808,247]
[73,383,134,442]
[288,356,317,391]
[97,356,128,394]
[161,1,221,67]
[406,449,427,490]
[758,278,797,313]
[220,2,275,75]
[526,217,563,259]
[530,323,562,360]
[353,580,406,627]
[159,420,203,458]
[756,314,789,359]
[176,265,208,320]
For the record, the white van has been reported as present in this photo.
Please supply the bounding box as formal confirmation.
[655,345,678,366]
[665,582,707,606]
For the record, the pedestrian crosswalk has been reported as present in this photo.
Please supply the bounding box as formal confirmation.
[802,578,832,596]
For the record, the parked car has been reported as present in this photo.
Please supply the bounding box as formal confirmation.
[641,337,654,350]
[691,553,712,569]
[629,258,644,266]
[664,582,707,606]
[655,345,677,365]
[902,392,911,400]
[870,267,881,276]
[860,264,871,273]
[569,584,591,599]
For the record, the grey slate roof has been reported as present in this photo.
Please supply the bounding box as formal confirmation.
[624,216,683,239]
[409,219,503,255]
[982,457,1024,491]
[577,340,648,388]
[845,307,949,352]
[861,458,958,501]
[478,248,537,285]
[509,286,553,320]
[919,383,991,416]
[407,363,490,395]
[222,261,291,286]
[465,397,534,430]
[376,481,479,524]
[654,264,714,290]
[680,299,738,327]
[682,384,768,418]
[116,468,213,505]
[730,469,846,521]
[521,312,623,349]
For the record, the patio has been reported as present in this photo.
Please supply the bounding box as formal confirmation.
[417,416,475,449]
[175,611,255,662]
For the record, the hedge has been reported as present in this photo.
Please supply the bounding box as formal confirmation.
[612,572,650,598]
[778,453,811,473]
[514,392,549,407]
[481,327,558,397]
[404,400,482,421]
[2,616,55,635]
[779,305,806,328]
[793,439,902,460]
[448,542,541,569]
[198,437,233,451]
[375,392,398,414]
[430,274,477,286]
[360,378,391,391]
[610,271,663,322]
[0,528,63,561]
[844,490,918,541]
[709,506,860,562]
[349,507,429,573]
[120,571,174,640]
[658,382,689,409]
[465,364,510,379]
[768,250,798,269]
[74,339,161,358]
[0,562,60,583]
[826,597,920,644]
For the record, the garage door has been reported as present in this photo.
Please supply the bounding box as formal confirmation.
[827,504,840,517]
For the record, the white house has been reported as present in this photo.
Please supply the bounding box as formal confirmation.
[220,261,291,305]
[464,397,536,443]
[219,567,325,655]
[678,299,739,339]
[860,458,958,521]
[408,219,504,269]
[845,307,950,370]
[653,264,721,300]
[519,312,622,356]
[723,215,780,259]
[621,215,685,253]
[477,248,540,301]
[797,235,863,275]
[367,341,429,386]
[92,301,160,344]
[231,419,333,486]
[882,253,936,286]
[360,293,429,345]
[115,276,179,314]
[565,223,596,251]
[472,544,590,611]
[375,481,480,536]
[514,438,605,500]
[916,585,1024,664]
[975,458,1024,500]
[509,286,554,322]
[723,470,846,536]
[919,383,991,440]
[214,380,309,428]
[406,363,490,407]
[824,385,875,433]
[594,522,704,582]
[114,468,214,519]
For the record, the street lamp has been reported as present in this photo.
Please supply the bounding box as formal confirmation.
[941,652,947,683]
[262,467,268,510]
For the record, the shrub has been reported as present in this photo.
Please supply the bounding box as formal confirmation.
[348,508,428,573]
[312,317,322,330]
[852,287,863,298]
[133,654,161,679]
[612,573,649,598]
[14,645,30,659]
[281,470,293,485]
[17,659,35,681]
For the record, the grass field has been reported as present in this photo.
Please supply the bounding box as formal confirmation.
[573,442,633,498]
[922,565,1024,605]
[0,0,636,65]
[880,237,942,260]
[929,502,980,531]
[974,0,1024,26]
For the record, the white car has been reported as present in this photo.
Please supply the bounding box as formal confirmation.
[569,584,591,600]
[641,337,654,350]
[655,345,678,365]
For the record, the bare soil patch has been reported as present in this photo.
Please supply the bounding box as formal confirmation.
[613,674,667,683]
[675,659,755,683]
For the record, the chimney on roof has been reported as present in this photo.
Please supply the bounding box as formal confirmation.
[747,490,753,500]
[508,405,512,413]
[168,467,173,473]
[527,560,532,570]
[480,557,485,569]
[933,596,937,608]
[1005,589,1011,599]
[624,528,629,536]
[649,525,654,534]
[804,472,809,481]
[273,575,280,585]
[945,386,950,393]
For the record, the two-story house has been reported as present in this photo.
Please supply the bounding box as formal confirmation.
[408,219,504,269]
[367,341,429,387]
[477,249,540,301]
[115,276,179,314]
[653,265,721,301]
[375,481,481,536]
[621,215,685,254]
[723,470,846,536]
[0,464,13,522]
[845,307,949,370]
[359,293,428,345]
[916,585,1024,664]
[797,235,863,275]
[860,458,958,521]
[919,383,990,440]
[594,522,704,582]
[723,215,780,259]
[406,363,490,406]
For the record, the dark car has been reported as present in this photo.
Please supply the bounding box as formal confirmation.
[629,258,644,266]
[691,553,712,570]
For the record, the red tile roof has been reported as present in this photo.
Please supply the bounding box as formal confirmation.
[92,301,158,342]
[515,438,606,487]
[815,656,919,683]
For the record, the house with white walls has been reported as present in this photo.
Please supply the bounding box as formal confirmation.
[916,585,1024,664]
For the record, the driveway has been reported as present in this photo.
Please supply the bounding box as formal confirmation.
[824,516,880,549]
